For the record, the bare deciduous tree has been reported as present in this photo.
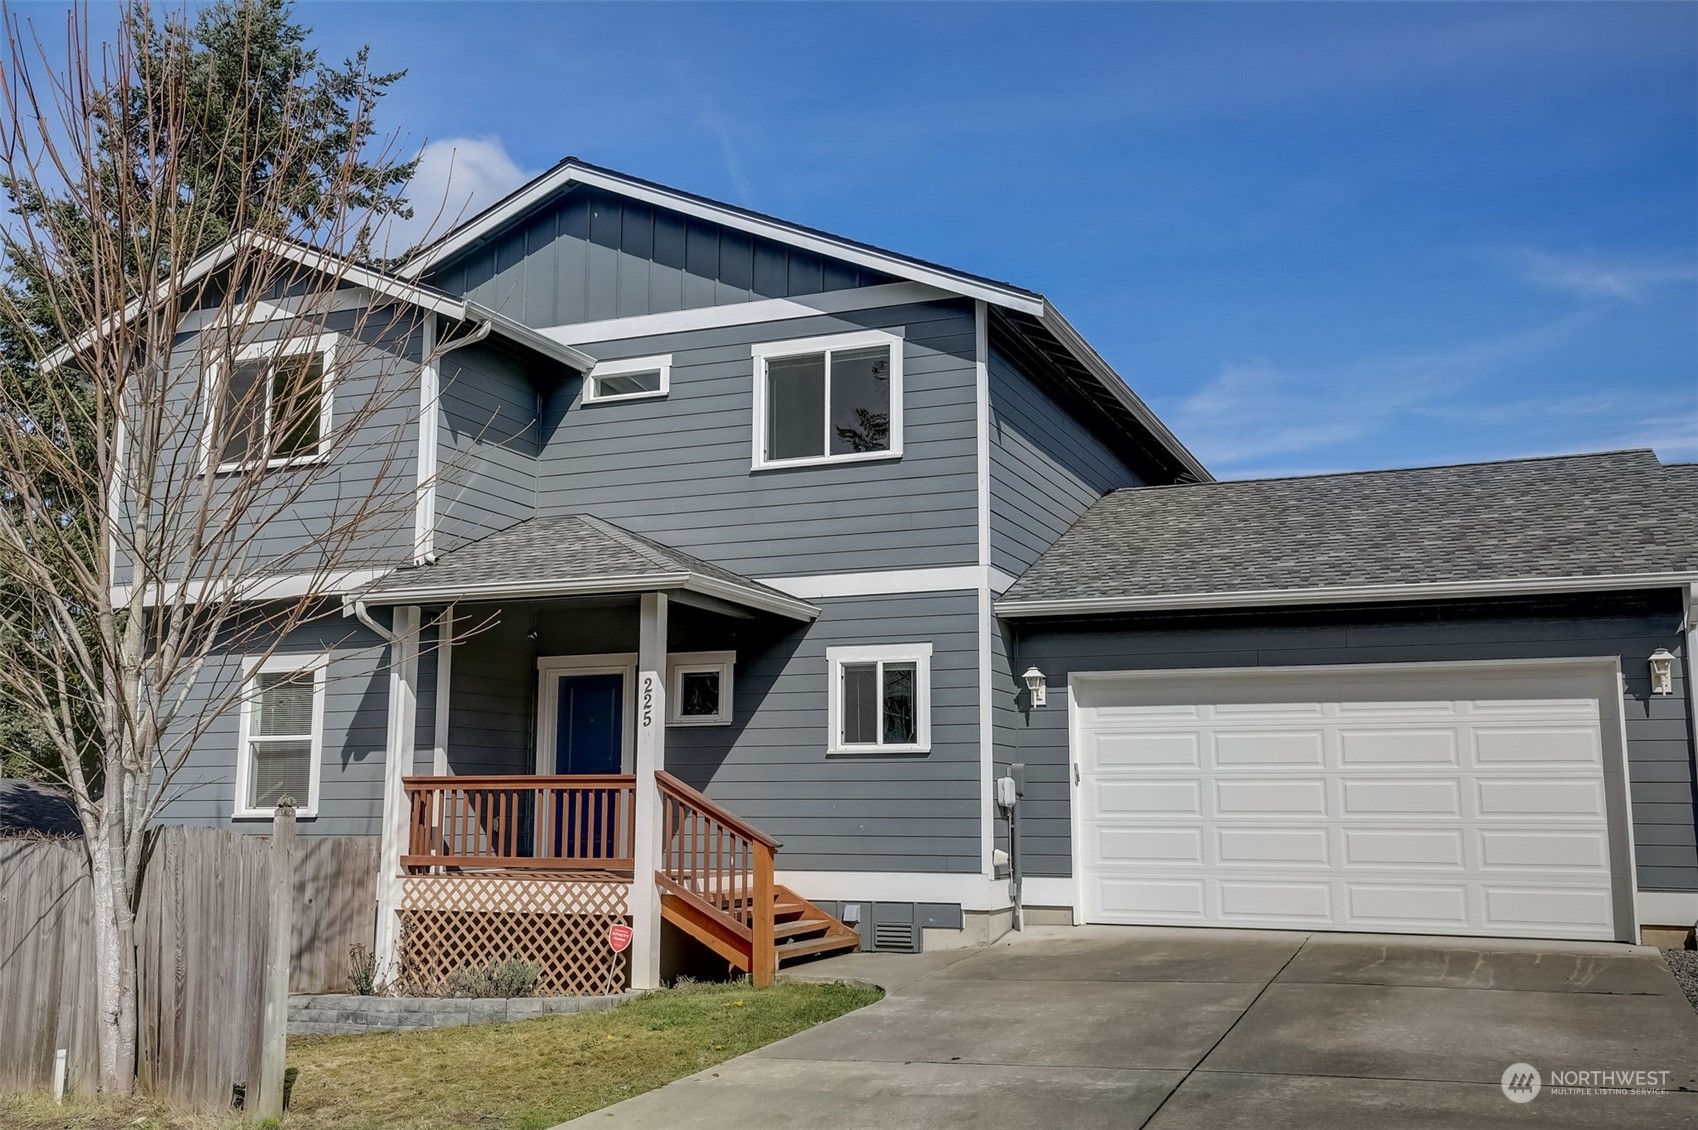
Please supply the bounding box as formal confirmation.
[0,4,447,1092]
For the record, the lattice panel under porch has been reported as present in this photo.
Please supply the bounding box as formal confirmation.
[398,875,631,996]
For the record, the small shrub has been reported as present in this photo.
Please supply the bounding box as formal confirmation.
[347,942,390,996]
[442,956,542,998]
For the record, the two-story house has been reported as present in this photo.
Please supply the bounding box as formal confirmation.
[134,160,1698,991]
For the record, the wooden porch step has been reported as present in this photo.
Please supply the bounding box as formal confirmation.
[775,932,861,963]
[771,917,835,941]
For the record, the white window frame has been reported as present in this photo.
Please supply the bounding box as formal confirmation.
[750,328,904,470]
[666,651,735,727]
[233,653,328,819]
[583,353,672,404]
[826,642,932,755]
[202,332,338,475]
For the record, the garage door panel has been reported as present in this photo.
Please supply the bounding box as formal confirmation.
[1215,778,1328,817]
[1214,730,1326,766]
[1076,664,1622,942]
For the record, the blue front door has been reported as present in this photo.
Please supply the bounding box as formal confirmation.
[554,673,624,775]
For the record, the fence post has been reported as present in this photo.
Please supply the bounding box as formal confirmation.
[256,798,296,1118]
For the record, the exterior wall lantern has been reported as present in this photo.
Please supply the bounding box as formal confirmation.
[1022,666,1048,708]
[1649,648,1676,696]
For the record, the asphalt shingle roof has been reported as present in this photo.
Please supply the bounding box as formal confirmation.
[1001,450,1698,609]
[363,514,813,618]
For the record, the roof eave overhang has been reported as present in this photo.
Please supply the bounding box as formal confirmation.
[995,571,1698,619]
[363,570,820,622]
[42,231,595,374]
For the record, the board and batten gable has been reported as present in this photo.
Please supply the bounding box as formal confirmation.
[1006,591,1697,893]
[421,184,896,328]
[534,299,981,577]
[986,345,1147,579]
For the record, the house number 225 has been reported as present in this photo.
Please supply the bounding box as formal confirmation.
[641,674,656,728]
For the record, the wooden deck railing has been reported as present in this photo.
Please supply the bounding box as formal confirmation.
[655,770,779,984]
[401,775,636,874]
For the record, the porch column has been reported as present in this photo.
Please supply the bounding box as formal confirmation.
[375,604,422,973]
[630,591,668,989]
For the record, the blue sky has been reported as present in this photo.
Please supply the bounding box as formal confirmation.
[31,1,1698,478]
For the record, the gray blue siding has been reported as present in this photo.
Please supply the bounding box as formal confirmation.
[156,611,393,837]
[427,185,894,328]
[435,341,540,553]
[1005,592,1697,893]
[535,300,981,577]
[987,346,1144,578]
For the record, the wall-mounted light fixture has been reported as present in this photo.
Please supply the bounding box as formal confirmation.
[1649,648,1676,696]
[1022,666,1048,708]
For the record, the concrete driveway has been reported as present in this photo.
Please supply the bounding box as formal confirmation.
[561,926,1698,1129]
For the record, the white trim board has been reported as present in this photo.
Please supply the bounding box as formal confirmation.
[113,566,393,608]
[1638,891,1698,926]
[774,870,1011,912]
[542,283,948,346]
[756,565,991,600]
[534,653,639,774]
[973,299,995,882]
[998,571,1698,617]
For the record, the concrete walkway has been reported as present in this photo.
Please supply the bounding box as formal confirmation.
[558,926,1698,1129]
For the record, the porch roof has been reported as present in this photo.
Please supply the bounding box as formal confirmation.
[360,514,819,621]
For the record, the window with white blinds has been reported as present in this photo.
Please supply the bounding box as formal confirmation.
[238,659,324,816]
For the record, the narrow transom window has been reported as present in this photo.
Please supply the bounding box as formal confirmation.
[751,330,903,468]
[212,336,333,471]
[827,643,931,755]
[585,354,672,404]
[236,657,325,817]
[666,652,734,727]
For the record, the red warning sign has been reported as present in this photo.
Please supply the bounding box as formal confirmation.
[609,923,633,953]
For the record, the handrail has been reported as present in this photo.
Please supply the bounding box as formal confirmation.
[402,775,637,874]
[655,771,780,850]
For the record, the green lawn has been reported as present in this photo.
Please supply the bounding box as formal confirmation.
[0,980,881,1130]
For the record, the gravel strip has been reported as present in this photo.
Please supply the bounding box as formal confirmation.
[1662,948,1698,1013]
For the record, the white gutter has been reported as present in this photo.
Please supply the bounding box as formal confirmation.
[996,571,1698,618]
[363,570,821,623]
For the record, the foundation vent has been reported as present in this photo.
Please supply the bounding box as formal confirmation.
[872,921,920,953]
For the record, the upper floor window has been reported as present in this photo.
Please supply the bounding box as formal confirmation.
[666,651,734,726]
[750,329,903,469]
[585,354,671,404]
[234,654,325,818]
[208,334,334,472]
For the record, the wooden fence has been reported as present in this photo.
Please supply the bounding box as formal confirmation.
[0,828,378,1108]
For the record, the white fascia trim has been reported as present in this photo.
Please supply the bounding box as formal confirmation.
[44,231,595,374]
[369,571,820,622]
[399,162,1046,316]
[1036,303,1213,483]
[542,282,948,347]
[112,566,394,608]
[997,572,1698,618]
[1637,891,1698,927]
[989,566,1018,594]
[775,870,1010,912]
[755,565,990,600]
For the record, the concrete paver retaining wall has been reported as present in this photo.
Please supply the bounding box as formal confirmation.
[288,991,643,1036]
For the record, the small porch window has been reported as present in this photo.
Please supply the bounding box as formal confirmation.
[208,334,335,472]
[751,329,903,468]
[585,354,671,404]
[235,654,326,818]
[827,643,931,755]
[667,651,734,726]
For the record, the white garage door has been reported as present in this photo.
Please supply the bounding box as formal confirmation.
[1073,662,1632,941]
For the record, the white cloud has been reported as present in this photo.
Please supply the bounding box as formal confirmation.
[374,137,533,257]
[1164,319,1584,476]
[1514,249,1698,301]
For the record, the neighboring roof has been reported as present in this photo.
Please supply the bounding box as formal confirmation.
[43,231,596,374]
[360,514,820,621]
[998,450,1698,616]
[0,779,80,837]
[399,157,1211,484]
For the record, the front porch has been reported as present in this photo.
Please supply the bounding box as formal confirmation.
[361,514,857,993]
[395,771,858,994]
